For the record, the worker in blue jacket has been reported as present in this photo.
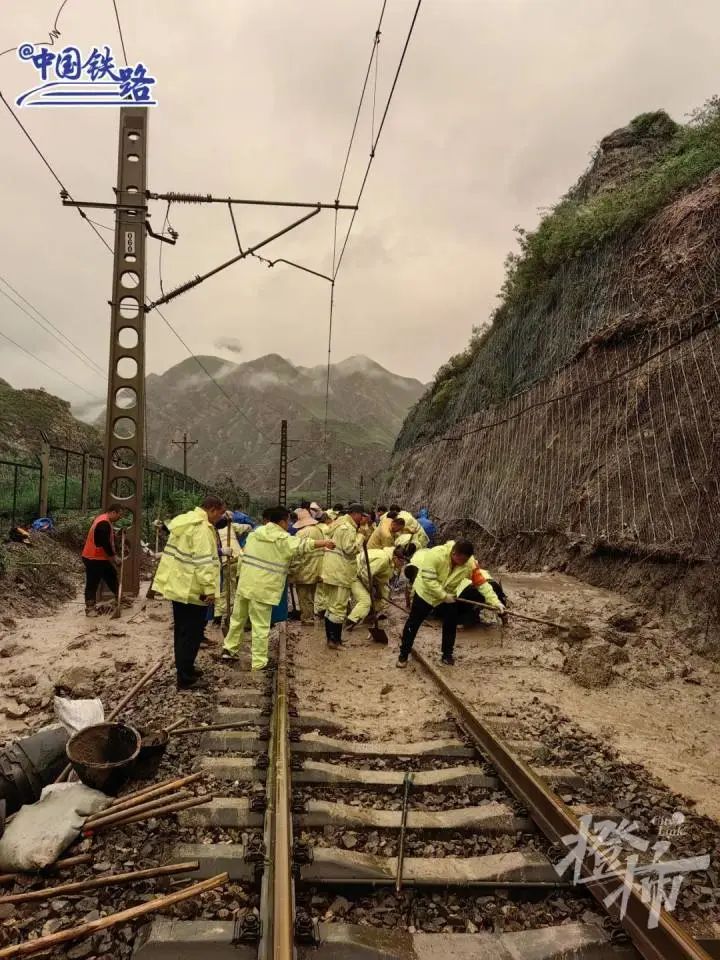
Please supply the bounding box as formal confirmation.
[416,508,437,545]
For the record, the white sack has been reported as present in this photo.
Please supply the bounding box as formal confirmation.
[0,783,111,872]
[54,696,104,735]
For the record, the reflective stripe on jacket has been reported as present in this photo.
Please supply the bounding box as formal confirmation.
[322,514,362,588]
[238,522,316,605]
[81,513,115,561]
[412,541,475,608]
[151,507,220,605]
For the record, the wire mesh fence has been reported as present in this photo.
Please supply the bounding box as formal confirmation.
[387,320,720,560]
[0,445,210,530]
[388,181,720,561]
[0,460,41,528]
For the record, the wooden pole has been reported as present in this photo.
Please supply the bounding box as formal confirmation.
[0,873,228,959]
[86,793,212,834]
[107,658,163,720]
[0,861,199,906]
[223,514,232,633]
[169,722,255,736]
[84,791,192,829]
[108,772,202,810]
[455,596,564,628]
[0,854,92,886]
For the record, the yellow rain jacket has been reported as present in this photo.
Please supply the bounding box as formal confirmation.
[367,516,397,550]
[238,522,318,606]
[410,541,475,608]
[289,525,325,585]
[322,514,362,588]
[215,522,246,618]
[356,546,396,601]
[457,566,504,611]
[152,507,220,605]
[396,510,430,549]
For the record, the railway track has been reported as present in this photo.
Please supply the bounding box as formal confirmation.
[133,621,718,960]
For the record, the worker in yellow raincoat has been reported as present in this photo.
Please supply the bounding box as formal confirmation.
[213,519,249,625]
[288,508,325,624]
[321,504,365,649]
[221,506,334,670]
[346,545,406,631]
[152,495,226,690]
[366,513,405,550]
[397,539,476,669]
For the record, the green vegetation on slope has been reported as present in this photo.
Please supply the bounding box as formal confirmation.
[407,101,720,432]
[500,106,720,312]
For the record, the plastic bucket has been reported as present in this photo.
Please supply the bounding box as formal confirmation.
[66,722,141,795]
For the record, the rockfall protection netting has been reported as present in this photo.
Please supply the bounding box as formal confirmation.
[387,175,720,561]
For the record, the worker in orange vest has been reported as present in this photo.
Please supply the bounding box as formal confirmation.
[82,506,124,615]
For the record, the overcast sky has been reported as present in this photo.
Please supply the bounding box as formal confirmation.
[1,0,719,419]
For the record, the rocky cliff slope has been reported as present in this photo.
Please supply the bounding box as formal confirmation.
[386,106,720,644]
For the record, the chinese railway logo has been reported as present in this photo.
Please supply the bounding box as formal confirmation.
[16,43,157,107]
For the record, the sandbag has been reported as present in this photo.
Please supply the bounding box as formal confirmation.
[0,783,110,871]
[54,696,105,735]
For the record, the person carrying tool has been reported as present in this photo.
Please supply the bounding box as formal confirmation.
[81,505,124,616]
[152,495,226,690]
[322,503,365,649]
[288,508,325,624]
[346,545,406,631]
[397,539,476,669]
[212,513,245,628]
[367,512,405,550]
[221,506,334,670]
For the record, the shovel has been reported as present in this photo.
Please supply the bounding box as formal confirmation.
[362,542,389,644]
[111,529,126,620]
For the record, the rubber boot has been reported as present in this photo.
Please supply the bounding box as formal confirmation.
[325,618,342,649]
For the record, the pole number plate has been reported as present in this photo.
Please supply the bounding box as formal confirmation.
[124,231,136,255]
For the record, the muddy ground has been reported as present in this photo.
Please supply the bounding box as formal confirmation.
[0,565,718,946]
[292,568,720,823]
[2,567,719,819]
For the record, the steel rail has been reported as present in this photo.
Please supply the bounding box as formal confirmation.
[258,626,295,960]
[411,648,713,960]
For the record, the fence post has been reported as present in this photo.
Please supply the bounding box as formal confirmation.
[80,453,90,511]
[39,438,50,517]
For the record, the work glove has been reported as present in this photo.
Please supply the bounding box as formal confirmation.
[444,594,456,604]
[220,546,233,557]
[112,555,122,567]
[152,519,164,529]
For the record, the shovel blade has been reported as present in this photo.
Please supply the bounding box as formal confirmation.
[369,626,389,645]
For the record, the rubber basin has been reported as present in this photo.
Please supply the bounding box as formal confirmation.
[66,722,141,795]
[133,727,169,781]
